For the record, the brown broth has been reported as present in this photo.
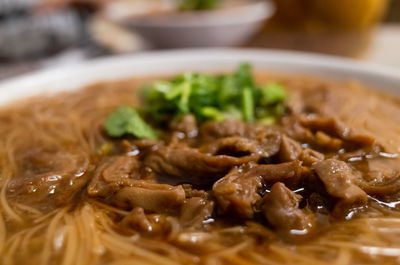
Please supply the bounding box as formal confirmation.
[1,73,400,265]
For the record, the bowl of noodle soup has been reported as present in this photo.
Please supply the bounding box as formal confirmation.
[1,49,400,265]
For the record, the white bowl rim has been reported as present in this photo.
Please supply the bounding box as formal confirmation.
[122,0,273,28]
[0,48,399,106]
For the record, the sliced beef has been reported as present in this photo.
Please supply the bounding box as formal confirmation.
[262,182,315,239]
[180,197,214,229]
[213,161,304,219]
[145,120,282,185]
[199,135,279,160]
[300,116,375,148]
[314,131,342,150]
[199,120,282,158]
[88,156,185,213]
[87,156,140,197]
[341,149,400,196]
[298,148,324,167]
[130,138,161,151]
[199,120,282,143]
[144,143,263,185]
[199,120,251,140]
[255,129,282,158]
[110,182,185,213]
[182,184,210,198]
[121,138,162,157]
[170,114,198,139]
[200,136,264,157]
[120,207,171,236]
[279,135,324,166]
[312,159,368,215]
[256,160,305,185]
[357,158,400,196]
[281,116,315,144]
[213,163,263,219]
[279,135,302,162]
[359,174,400,196]
[7,147,91,211]
[288,81,400,155]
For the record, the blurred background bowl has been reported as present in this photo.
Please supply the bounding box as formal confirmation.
[0,0,398,80]
[116,0,274,48]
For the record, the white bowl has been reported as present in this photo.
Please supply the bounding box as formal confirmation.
[0,48,399,105]
[120,0,274,48]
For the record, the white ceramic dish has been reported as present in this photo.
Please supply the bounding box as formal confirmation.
[120,0,274,48]
[0,48,399,106]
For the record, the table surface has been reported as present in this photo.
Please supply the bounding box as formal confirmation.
[364,24,400,69]
[1,24,399,81]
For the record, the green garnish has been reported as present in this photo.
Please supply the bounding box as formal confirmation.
[179,0,219,11]
[104,64,287,139]
[201,106,225,122]
[260,83,286,106]
[105,107,158,139]
[241,87,254,123]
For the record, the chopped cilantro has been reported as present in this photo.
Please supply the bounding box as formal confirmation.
[260,83,286,106]
[104,64,287,139]
[105,107,158,139]
[241,87,254,123]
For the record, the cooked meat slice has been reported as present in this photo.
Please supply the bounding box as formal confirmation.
[301,116,375,147]
[281,116,316,144]
[255,160,305,185]
[262,182,315,239]
[200,137,263,157]
[88,156,185,213]
[7,147,91,211]
[213,164,263,219]
[87,156,140,197]
[199,119,282,158]
[199,120,250,140]
[290,84,334,115]
[359,173,400,195]
[213,161,304,219]
[255,129,282,158]
[145,121,282,184]
[171,114,198,139]
[180,197,214,229]
[356,158,400,196]
[200,135,280,159]
[120,207,171,236]
[144,143,262,184]
[101,156,140,181]
[111,182,185,213]
[299,148,324,167]
[289,81,400,155]
[340,149,400,195]
[131,138,161,150]
[278,135,324,166]
[200,120,282,143]
[314,131,342,150]
[182,184,209,198]
[121,138,163,156]
[313,159,368,215]
[279,135,302,162]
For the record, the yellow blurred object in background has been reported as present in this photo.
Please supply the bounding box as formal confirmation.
[272,0,388,29]
[251,0,390,58]
[309,0,388,28]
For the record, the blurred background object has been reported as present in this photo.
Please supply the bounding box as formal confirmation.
[250,0,389,57]
[0,0,399,80]
[114,0,273,48]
